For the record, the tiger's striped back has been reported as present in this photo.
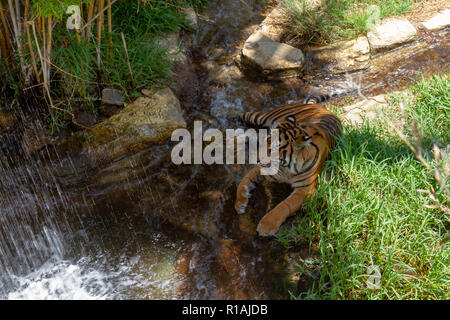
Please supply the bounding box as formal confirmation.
[241,103,342,150]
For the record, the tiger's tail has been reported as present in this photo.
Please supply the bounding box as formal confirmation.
[303,88,357,104]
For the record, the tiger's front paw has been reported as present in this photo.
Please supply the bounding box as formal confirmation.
[256,215,282,236]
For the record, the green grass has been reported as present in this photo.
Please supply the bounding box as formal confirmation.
[111,0,203,37]
[276,74,449,299]
[282,0,415,45]
[22,0,209,129]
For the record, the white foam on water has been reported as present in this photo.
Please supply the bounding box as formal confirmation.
[6,257,115,300]
[3,247,180,300]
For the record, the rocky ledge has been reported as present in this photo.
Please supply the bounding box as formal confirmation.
[56,87,186,166]
[237,4,450,76]
[367,19,417,53]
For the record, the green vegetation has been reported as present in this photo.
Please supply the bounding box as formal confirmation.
[277,74,449,299]
[1,0,208,128]
[282,0,415,45]
[48,0,207,127]
[32,0,87,19]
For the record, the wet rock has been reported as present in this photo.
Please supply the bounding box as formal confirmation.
[199,190,225,202]
[0,112,16,133]
[237,31,305,80]
[92,88,185,145]
[101,88,125,106]
[422,9,450,31]
[141,88,152,97]
[307,36,371,73]
[131,161,233,240]
[206,64,244,85]
[367,19,417,52]
[56,87,186,164]
[21,120,52,154]
[73,111,97,128]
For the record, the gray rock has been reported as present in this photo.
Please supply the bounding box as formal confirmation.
[367,19,417,52]
[422,9,450,31]
[308,36,371,73]
[342,94,393,125]
[237,31,305,79]
[101,88,125,106]
[73,111,97,128]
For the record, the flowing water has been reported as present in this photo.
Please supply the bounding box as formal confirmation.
[0,0,449,299]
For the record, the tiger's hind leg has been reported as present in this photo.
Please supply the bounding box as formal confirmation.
[235,166,265,214]
[256,185,315,236]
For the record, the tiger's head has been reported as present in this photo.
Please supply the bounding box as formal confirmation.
[273,116,318,169]
[276,116,314,150]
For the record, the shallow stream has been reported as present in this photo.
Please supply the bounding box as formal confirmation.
[0,0,448,299]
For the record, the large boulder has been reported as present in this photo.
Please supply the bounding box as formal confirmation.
[56,87,186,165]
[92,88,185,146]
[237,31,305,80]
[367,19,417,52]
[307,36,371,73]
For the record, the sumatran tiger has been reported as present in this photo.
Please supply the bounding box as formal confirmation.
[234,102,342,236]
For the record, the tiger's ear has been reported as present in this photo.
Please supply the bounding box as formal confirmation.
[286,115,296,124]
